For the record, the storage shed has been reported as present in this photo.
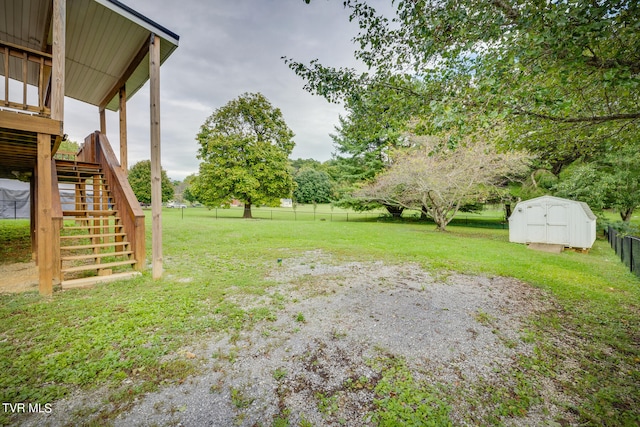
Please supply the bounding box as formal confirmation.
[509,195,597,249]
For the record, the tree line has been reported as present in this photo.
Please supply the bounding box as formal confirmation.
[130,0,639,230]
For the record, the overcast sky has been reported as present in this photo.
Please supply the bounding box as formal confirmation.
[63,0,391,181]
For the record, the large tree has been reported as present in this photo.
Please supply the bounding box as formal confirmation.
[128,160,174,204]
[288,1,639,157]
[331,80,419,182]
[193,92,295,218]
[357,134,528,231]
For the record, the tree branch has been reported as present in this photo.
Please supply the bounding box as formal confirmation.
[491,0,520,22]
[514,110,640,123]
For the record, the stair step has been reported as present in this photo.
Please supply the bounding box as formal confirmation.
[62,250,133,261]
[63,224,123,231]
[57,171,104,178]
[61,272,141,290]
[61,241,129,251]
[62,260,137,274]
[62,202,115,211]
[60,232,127,240]
[57,165,102,171]
[57,170,103,175]
[63,210,118,217]
[63,216,120,222]
[55,159,101,168]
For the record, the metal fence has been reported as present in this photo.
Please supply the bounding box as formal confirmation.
[606,226,640,278]
[168,207,508,229]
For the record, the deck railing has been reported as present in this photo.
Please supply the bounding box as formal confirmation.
[0,40,52,117]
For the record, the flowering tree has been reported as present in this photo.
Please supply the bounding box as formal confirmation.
[357,134,528,231]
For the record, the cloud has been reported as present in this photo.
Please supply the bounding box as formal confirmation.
[64,0,388,181]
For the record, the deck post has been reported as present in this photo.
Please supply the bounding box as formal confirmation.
[149,34,162,279]
[30,176,36,261]
[119,85,128,174]
[51,0,65,122]
[37,133,53,295]
[99,108,106,134]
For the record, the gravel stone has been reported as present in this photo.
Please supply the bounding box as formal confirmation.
[21,250,573,426]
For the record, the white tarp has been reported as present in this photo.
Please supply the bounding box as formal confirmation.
[0,179,30,219]
[0,179,79,219]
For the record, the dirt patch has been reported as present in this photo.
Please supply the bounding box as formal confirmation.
[21,251,576,426]
[0,261,39,293]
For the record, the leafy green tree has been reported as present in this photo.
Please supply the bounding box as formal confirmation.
[58,139,80,154]
[290,158,323,176]
[288,0,639,159]
[555,146,640,222]
[193,92,295,218]
[294,168,334,204]
[331,81,417,183]
[128,160,174,204]
[182,174,198,204]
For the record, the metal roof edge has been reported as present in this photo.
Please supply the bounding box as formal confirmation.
[96,0,180,46]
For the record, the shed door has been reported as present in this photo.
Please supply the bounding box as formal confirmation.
[546,203,569,245]
[525,204,547,242]
[525,202,570,245]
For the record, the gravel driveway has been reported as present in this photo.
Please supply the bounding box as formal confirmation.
[25,251,575,426]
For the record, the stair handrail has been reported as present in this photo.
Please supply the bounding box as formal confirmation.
[80,131,146,270]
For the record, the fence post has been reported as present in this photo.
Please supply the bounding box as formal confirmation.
[347,213,349,222]
[631,236,634,273]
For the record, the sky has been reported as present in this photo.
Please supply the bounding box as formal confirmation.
[63,0,390,181]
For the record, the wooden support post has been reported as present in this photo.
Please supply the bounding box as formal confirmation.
[99,108,106,135]
[51,0,65,122]
[37,133,53,295]
[119,85,128,174]
[149,34,162,279]
[30,176,36,261]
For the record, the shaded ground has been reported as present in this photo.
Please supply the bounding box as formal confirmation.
[18,251,577,426]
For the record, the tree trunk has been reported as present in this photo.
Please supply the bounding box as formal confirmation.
[243,201,252,218]
[504,203,512,220]
[420,205,428,220]
[384,204,404,218]
[620,207,633,223]
[432,207,449,231]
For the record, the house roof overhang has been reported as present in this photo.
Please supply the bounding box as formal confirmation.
[0,0,179,112]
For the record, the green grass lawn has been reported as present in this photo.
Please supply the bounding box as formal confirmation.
[0,210,638,425]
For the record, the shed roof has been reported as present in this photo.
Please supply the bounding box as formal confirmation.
[517,195,597,221]
[0,0,179,111]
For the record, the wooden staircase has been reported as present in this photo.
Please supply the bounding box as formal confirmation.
[55,159,140,288]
